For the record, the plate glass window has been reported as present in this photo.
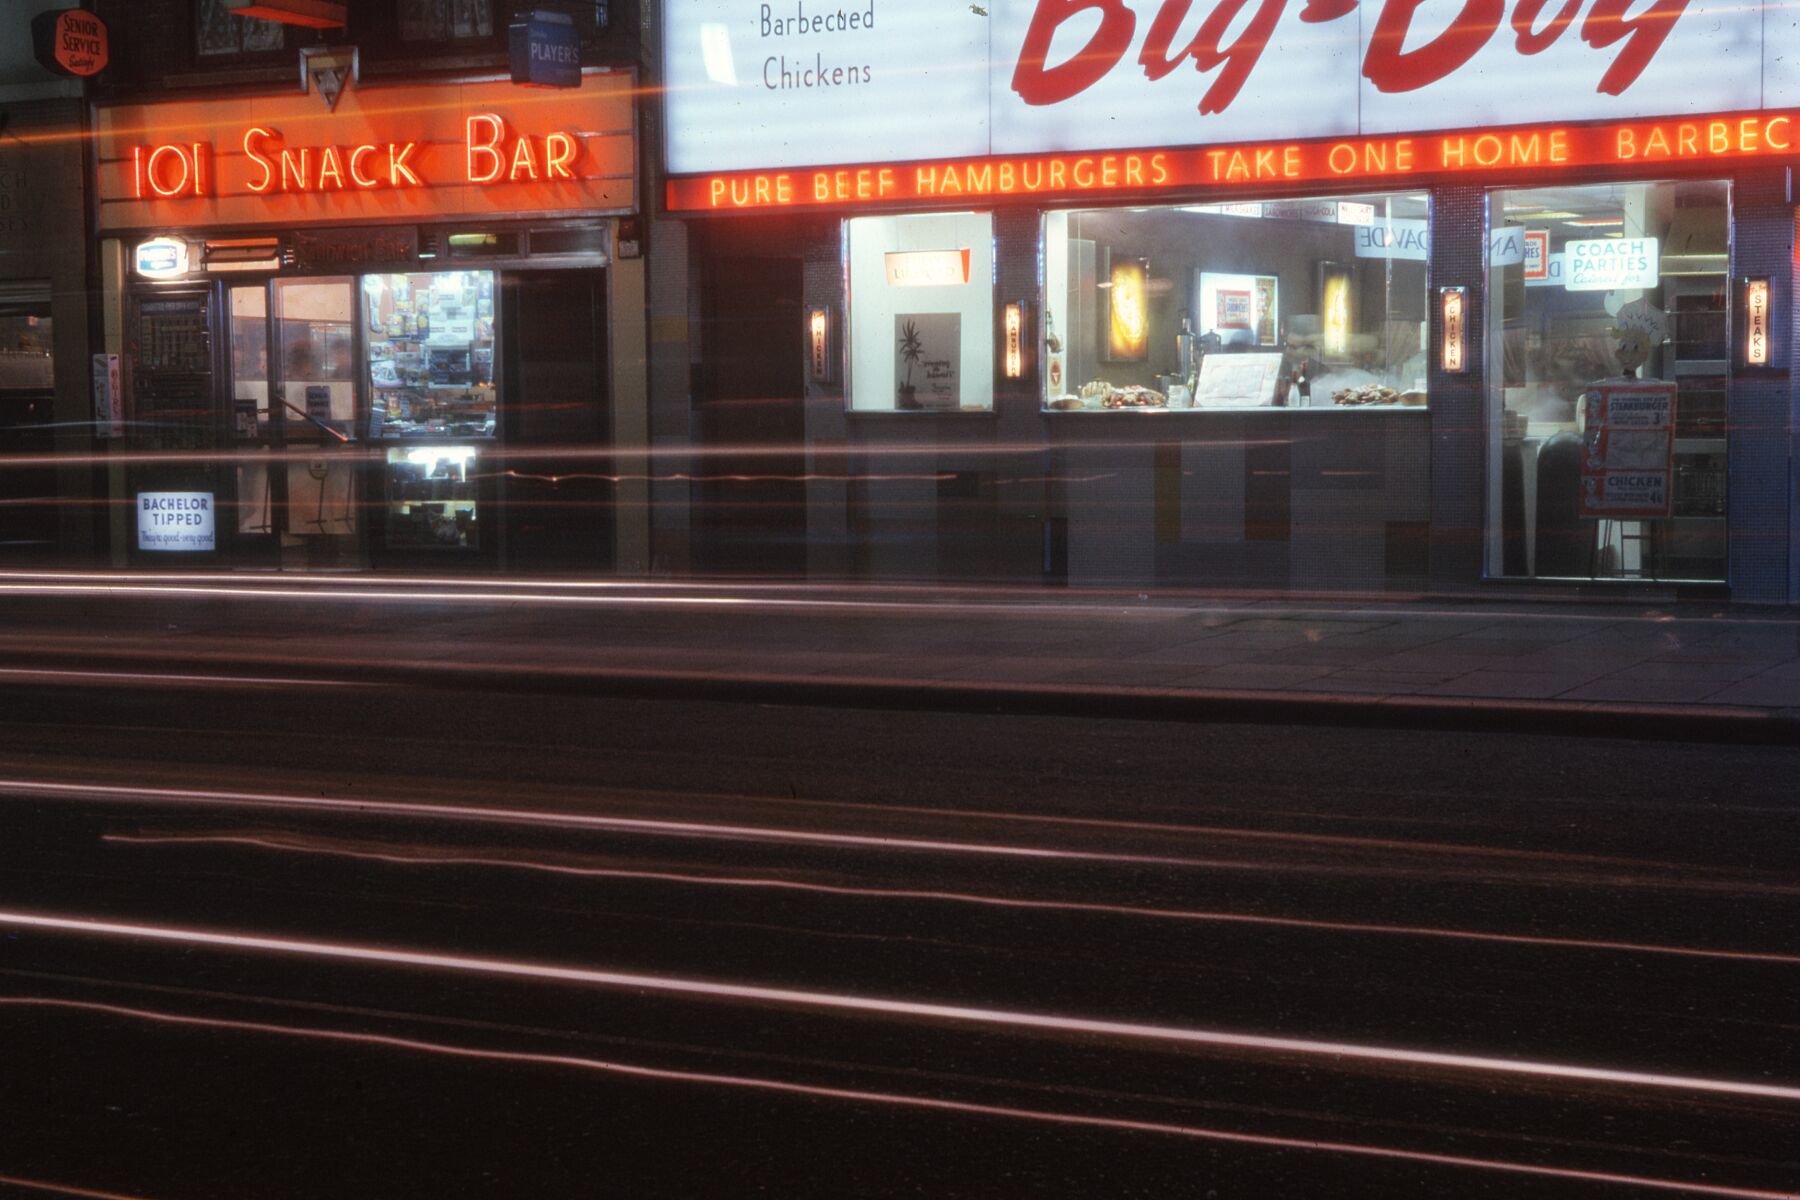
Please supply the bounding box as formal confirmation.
[1042,193,1430,411]
[1485,181,1728,584]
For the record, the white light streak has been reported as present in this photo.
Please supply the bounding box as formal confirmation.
[2,997,1794,1200]
[4,911,1798,1104]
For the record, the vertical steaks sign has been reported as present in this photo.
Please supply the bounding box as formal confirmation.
[96,72,636,232]
[665,0,1798,178]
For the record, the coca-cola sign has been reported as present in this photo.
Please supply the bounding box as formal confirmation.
[665,0,1789,174]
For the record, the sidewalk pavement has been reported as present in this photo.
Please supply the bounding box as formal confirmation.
[1,571,1797,742]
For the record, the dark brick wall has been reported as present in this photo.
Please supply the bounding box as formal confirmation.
[1426,184,1488,590]
[1729,168,1795,603]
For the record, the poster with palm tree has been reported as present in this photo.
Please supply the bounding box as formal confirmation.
[895,313,960,410]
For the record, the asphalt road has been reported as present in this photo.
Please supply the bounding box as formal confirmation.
[0,671,1796,1199]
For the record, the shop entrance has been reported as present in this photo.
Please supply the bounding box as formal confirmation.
[694,255,806,576]
[227,277,366,570]
[500,268,612,572]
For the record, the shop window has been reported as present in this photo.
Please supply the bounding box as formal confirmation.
[845,212,995,413]
[1485,181,1728,583]
[399,0,494,41]
[1042,194,1430,412]
[362,270,497,439]
[194,0,287,57]
[229,285,269,438]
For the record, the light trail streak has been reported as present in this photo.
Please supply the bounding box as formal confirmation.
[2,996,1794,1200]
[5,911,1799,1105]
[0,569,1794,631]
[14,778,1795,894]
[101,832,1800,968]
[0,667,369,689]
[105,834,1800,964]
[0,1175,160,1200]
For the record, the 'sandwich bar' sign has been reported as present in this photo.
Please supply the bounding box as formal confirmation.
[664,0,1800,206]
[97,73,636,232]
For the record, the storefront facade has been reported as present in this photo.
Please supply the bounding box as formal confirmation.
[657,1,1800,603]
[89,12,641,572]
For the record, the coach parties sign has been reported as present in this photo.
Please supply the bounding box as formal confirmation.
[665,0,1800,208]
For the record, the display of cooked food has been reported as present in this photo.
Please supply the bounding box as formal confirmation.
[1047,395,1084,411]
[1102,385,1167,409]
[1333,385,1401,406]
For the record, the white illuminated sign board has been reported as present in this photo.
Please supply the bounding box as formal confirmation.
[664,0,1793,175]
[134,238,188,279]
[1565,238,1660,291]
[884,249,971,287]
[137,492,216,552]
[1746,278,1771,365]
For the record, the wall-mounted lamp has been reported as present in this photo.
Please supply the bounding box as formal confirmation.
[1440,286,1468,373]
[1003,301,1025,380]
[806,305,835,384]
[1744,277,1771,366]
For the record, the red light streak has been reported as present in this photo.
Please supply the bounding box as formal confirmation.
[0,1173,160,1200]
[1,996,1794,1199]
[103,832,1800,968]
[4,910,1799,1103]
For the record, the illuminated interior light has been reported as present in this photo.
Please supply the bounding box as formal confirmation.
[807,306,831,382]
[1745,277,1771,366]
[1003,301,1024,379]
[1441,287,1468,373]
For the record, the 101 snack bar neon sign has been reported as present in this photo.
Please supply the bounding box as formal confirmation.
[129,115,579,199]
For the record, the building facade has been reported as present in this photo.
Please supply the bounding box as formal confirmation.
[653,0,1800,604]
[86,0,646,572]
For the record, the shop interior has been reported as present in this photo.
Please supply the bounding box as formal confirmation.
[1043,192,1431,411]
[218,268,498,556]
[1487,180,1729,583]
[845,212,996,413]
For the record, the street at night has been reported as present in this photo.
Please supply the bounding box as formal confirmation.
[0,631,1795,1198]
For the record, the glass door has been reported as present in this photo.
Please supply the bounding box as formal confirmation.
[272,276,363,568]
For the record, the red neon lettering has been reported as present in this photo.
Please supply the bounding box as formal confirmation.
[544,132,577,179]
[710,178,727,207]
[191,143,206,196]
[243,128,274,193]
[388,142,421,187]
[348,144,379,188]
[1581,0,1691,95]
[279,147,309,192]
[509,136,539,181]
[131,145,143,198]
[317,145,345,190]
[1511,0,1580,54]
[1011,0,1135,106]
[1140,0,1286,115]
[1364,0,1502,93]
[466,114,504,184]
[147,144,191,197]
